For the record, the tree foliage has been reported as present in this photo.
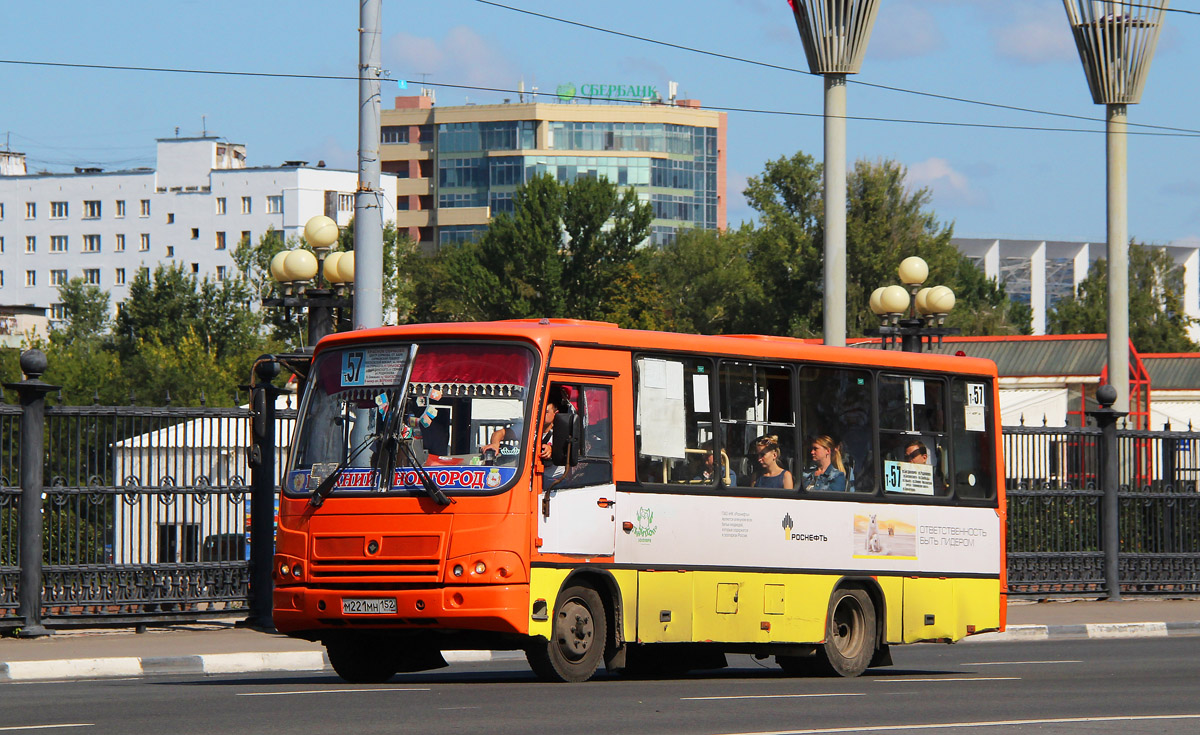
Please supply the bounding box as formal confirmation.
[1047,242,1197,352]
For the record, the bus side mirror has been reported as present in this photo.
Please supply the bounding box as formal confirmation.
[551,412,583,467]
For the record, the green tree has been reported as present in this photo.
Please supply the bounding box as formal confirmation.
[1047,242,1197,352]
[416,174,655,326]
[40,278,124,405]
[742,154,1029,338]
[646,227,763,334]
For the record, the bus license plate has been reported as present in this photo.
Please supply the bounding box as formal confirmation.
[342,598,397,615]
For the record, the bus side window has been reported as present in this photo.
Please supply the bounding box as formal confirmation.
[797,366,875,493]
[951,378,996,500]
[718,361,794,489]
[879,375,950,498]
[635,356,714,485]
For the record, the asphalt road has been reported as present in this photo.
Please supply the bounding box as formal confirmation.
[3,638,1199,735]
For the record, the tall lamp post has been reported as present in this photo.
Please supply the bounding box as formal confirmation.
[263,215,355,347]
[868,256,959,352]
[787,0,881,347]
[1063,0,1166,413]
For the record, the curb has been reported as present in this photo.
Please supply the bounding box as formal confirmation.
[0,650,498,682]
[964,621,1200,643]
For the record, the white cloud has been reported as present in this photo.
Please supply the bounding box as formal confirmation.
[868,3,944,61]
[907,157,987,208]
[992,14,1077,65]
[384,26,517,92]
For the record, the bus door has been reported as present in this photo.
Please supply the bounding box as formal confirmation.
[536,374,617,557]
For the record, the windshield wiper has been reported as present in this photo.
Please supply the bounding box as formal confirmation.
[308,432,375,508]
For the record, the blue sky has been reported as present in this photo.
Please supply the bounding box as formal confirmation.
[5,1,1200,246]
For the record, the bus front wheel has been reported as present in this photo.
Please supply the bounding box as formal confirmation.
[819,587,876,677]
[526,584,608,683]
[326,636,401,684]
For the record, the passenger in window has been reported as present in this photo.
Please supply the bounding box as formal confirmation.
[751,435,793,489]
[801,435,847,492]
[693,443,736,485]
[903,439,928,464]
[539,400,565,481]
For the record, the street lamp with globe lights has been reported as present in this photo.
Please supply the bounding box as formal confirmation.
[262,214,354,347]
[868,256,959,353]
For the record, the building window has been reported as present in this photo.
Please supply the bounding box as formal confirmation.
[166,246,175,257]
[216,265,227,281]
[139,233,150,251]
[115,268,126,286]
[266,195,283,214]
[25,271,36,287]
[166,212,175,224]
[83,235,101,253]
[114,234,125,252]
[139,266,149,279]
[83,200,101,219]
[25,202,35,219]
[0,203,4,219]
[0,271,4,287]
[0,237,4,253]
[50,270,68,286]
[241,230,251,245]
[51,304,66,320]
[50,235,68,253]
[216,197,226,215]
[241,196,252,214]
[140,199,150,217]
[191,227,199,240]
[381,126,409,144]
[51,201,68,218]
[190,263,199,274]
[338,193,353,211]
[25,236,35,253]
[115,200,126,218]
[84,268,100,285]
[216,231,226,250]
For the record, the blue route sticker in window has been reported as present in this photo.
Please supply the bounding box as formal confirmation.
[340,347,409,387]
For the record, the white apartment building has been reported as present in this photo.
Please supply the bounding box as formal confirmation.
[953,237,1200,341]
[0,137,398,323]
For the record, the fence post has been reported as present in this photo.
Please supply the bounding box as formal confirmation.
[5,350,59,637]
[246,357,284,630]
[1087,384,1127,601]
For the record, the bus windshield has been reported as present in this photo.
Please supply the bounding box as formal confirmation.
[287,341,536,498]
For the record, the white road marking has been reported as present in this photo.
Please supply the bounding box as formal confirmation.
[964,660,1082,666]
[873,677,1019,683]
[0,727,92,732]
[683,694,865,701]
[717,713,1200,735]
[236,687,431,697]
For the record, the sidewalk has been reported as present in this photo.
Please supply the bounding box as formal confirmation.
[3,598,1200,682]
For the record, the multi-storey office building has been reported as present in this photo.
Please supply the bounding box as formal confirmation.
[381,93,727,251]
[0,137,398,322]
[953,237,1200,341]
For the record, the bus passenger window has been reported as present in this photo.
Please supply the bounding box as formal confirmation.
[718,361,794,489]
[635,356,714,484]
[951,378,996,499]
[797,366,874,493]
[879,375,950,498]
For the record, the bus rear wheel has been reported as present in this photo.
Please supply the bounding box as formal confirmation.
[818,587,876,677]
[326,636,401,684]
[526,584,607,683]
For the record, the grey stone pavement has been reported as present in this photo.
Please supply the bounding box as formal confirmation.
[2,597,1199,681]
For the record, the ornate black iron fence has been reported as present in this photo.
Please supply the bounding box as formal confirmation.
[0,383,296,631]
[1004,422,1200,596]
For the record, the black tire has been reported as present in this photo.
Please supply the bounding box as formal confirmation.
[326,637,401,684]
[526,584,608,682]
[818,587,876,677]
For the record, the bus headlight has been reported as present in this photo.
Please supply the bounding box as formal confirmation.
[452,564,464,577]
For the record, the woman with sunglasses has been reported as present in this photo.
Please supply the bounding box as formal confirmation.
[751,435,793,489]
[802,435,847,492]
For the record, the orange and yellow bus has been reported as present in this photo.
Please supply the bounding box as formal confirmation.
[273,319,1005,682]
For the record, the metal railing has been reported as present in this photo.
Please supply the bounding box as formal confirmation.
[0,353,296,632]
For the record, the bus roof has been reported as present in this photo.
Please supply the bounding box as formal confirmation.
[314,319,999,378]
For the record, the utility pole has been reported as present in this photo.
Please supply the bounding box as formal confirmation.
[355,0,384,330]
